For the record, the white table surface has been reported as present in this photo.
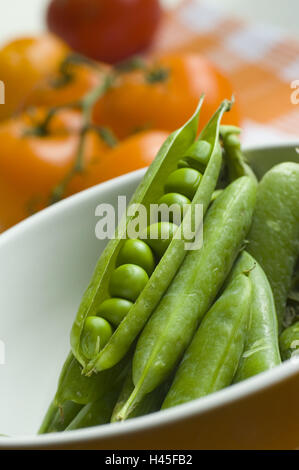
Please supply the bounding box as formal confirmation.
[0,0,298,45]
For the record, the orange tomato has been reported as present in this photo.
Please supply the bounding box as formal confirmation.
[0,34,70,121]
[93,53,240,138]
[21,106,83,134]
[67,130,169,194]
[24,60,110,109]
[0,109,110,231]
[0,105,168,231]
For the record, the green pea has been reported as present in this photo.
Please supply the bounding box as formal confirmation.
[109,264,149,301]
[116,239,156,276]
[81,317,113,360]
[96,298,133,327]
[178,140,212,172]
[157,193,190,224]
[186,139,212,163]
[165,168,202,200]
[177,159,193,170]
[142,222,177,258]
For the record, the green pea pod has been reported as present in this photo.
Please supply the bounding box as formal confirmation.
[63,358,132,431]
[66,364,169,431]
[39,400,83,434]
[39,401,57,434]
[227,251,281,382]
[84,99,232,375]
[220,125,257,183]
[162,273,252,409]
[111,366,170,423]
[115,176,257,420]
[54,352,130,406]
[279,322,299,361]
[66,389,121,431]
[63,359,132,431]
[247,162,299,330]
[70,97,205,369]
[39,351,131,432]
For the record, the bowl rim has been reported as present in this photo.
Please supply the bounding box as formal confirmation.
[1,141,299,447]
[243,140,299,151]
[1,360,299,447]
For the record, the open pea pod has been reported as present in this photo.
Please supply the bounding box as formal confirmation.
[82,99,233,375]
[70,96,204,369]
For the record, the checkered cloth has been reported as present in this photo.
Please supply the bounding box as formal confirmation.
[152,0,299,146]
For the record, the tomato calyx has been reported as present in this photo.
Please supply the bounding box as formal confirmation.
[146,66,169,85]
[115,56,170,84]
[50,53,101,88]
[115,56,147,73]
[22,104,80,137]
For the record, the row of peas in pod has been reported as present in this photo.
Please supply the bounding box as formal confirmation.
[80,146,210,361]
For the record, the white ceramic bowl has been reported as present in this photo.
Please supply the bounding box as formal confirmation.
[0,143,299,449]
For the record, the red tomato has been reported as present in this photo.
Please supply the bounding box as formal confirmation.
[47,0,162,64]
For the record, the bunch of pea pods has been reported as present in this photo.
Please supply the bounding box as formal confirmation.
[39,98,299,433]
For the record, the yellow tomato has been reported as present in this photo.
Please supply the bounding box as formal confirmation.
[0,34,70,121]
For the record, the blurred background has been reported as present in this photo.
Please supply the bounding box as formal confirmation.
[0,0,298,232]
[1,0,299,41]
[0,0,298,140]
